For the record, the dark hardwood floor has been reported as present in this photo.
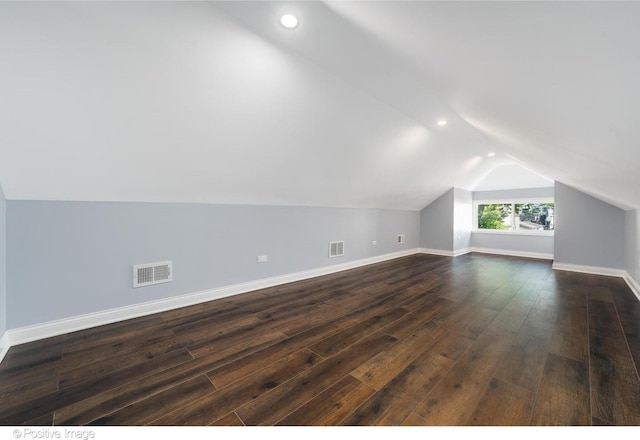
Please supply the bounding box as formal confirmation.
[2,253,640,426]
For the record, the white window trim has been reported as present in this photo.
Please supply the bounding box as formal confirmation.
[473,198,555,236]
[472,229,555,237]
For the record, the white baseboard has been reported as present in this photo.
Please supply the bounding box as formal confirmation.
[6,248,421,349]
[420,246,553,260]
[553,263,640,301]
[471,247,553,260]
[0,331,9,365]
[4,249,637,366]
[624,271,640,302]
[552,262,626,278]
[418,248,456,257]
[453,247,473,257]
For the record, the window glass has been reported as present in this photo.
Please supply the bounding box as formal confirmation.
[477,203,513,230]
[515,203,554,231]
[475,201,554,232]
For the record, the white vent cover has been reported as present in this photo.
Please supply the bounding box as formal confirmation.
[397,234,406,244]
[329,241,345,258]
[133,261,172,288]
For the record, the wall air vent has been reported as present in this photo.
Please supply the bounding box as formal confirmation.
[329,241,345,258]
[133,261,172,288]
[397,234,406,244]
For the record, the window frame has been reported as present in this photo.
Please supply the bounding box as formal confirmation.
[473,198,555,236]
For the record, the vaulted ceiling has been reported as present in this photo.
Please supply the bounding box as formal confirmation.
[1,1,638,211]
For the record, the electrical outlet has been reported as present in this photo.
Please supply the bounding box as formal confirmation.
[257,255,268,263]
[372,240,377,246]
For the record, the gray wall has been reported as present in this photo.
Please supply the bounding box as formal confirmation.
[4,182,634,332]
[453,188,472,252]
[6,201,419,329]
[626,209,639,282]
[554,182,625,269]
[471,187,555,256]
[420,189,454,251]
[0,183,6,337]
[471,233,554,256]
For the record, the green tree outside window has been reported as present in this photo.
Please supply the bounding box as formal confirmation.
[478,204,512,230]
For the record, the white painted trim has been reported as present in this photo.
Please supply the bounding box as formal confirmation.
[419,246,553,260]
[552,262,626,278]
[6,248,421,349]
[3,250,637,367]
[453,247,473,257]
[623,271,640,302]
[419,247,553,260]
[418,248,456,257]
[552,264,640,301]
[0,331,9,365]
[473,199,555,233]
[471,229,554,237]
[474,198,556,205]
[471,247,554,260]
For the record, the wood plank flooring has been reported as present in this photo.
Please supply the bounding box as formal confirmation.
[1,253,640,426]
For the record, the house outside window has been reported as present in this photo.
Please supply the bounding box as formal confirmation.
[474,200,554,233]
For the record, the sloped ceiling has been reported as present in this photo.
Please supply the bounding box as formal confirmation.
[0,1,638,211]
[473,164,553,192]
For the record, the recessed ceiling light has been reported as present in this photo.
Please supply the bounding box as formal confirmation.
[487,152,496,157]
[436,120,447,127]
[280,13,299,29]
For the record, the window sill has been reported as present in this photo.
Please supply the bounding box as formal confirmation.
[472,229,554,237]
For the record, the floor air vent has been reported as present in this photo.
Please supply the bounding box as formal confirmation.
[329,241,345,258]
[133,261,172,288]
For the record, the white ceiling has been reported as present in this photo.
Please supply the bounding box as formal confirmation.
[473,164,553,192]
[0,1,638,211]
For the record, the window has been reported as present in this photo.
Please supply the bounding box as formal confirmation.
[475,200,554,233]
